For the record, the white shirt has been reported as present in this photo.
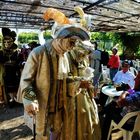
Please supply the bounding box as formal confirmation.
[113,70,135,89]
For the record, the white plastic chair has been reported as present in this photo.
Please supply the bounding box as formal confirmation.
[101,65,110,83]
[132,60,137,69]
[129,67,138,76]
[136,59,140,69]
[107,111,140,140]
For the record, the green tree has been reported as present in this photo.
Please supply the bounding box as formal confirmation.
[120,33,140,59]
[90,32,122,52]
[90,32,140,59]
[18,32,39,44]
[43,30,52,40]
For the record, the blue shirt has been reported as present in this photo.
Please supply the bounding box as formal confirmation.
[121,91,140,117]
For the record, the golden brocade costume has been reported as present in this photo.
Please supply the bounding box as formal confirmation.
[17,24,101,140]
[18,40,101,140]
[66,47,101,140]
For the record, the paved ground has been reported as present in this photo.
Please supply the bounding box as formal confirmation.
[0,104,33,140]
[0,103,139,140]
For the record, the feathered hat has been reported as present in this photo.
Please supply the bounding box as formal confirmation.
[54,25,90,40]
[43,8,90,41]
[2,27,17,41]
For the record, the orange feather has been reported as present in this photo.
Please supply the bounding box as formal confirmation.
[43,8,70,25]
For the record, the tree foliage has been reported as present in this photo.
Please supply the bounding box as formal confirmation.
[43,30,52,40]
[90,32,140,59]
[90,32,123,51]
[18,30,52,45]
[17,31,140,59]
[119,33,140,59]
[18,32,39,44]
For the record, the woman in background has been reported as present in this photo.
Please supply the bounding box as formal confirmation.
[108,45,120,81]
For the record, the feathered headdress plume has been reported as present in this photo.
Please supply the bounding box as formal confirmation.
[42,7,91,42]
[74,6,92,29]
[43,8,70,25]
[74,6,86,27]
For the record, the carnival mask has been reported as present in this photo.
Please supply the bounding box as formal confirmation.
[3,36,14,49]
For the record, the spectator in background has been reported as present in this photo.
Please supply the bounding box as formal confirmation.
[28,41,40,51]
[19,41,40,70]
[0,28,21,106]
[100,47,109,66]
[89,41,102,96]
[100,90,140,140]
[113,60,135,90]
[108,44,120,81]
[100,65,139,140]
[96,60,135,107]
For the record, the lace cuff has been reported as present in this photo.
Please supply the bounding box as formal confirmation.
[23,87,37,101]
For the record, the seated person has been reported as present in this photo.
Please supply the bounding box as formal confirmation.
[96,60,135,107]
[100,90,140,140]
[113,60,135,89]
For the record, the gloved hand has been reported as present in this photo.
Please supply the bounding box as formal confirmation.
[23,99,39,117]
[80,80,92,88]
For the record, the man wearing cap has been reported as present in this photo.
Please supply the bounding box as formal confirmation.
[17,25,100,140]
[113,60,135,89]
[100,61,138,140]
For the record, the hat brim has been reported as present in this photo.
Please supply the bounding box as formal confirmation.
[55,25,90,41]
[82,40,94,47]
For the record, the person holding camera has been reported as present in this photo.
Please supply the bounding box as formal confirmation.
[113,60,135,90]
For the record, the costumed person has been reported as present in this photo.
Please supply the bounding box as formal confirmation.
[66,42,101,140]
[0,28,21,106]
[17,23,99,140]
